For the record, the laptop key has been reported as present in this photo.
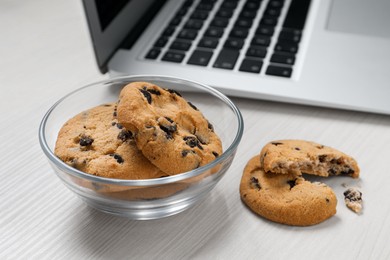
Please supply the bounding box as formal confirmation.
[235,18,253,28]
[220,1,238,9]
[274,40,298,53]
[239,9,257,19]
[229,27,249,38]
[176,7,189,17]
[216,8,234,19]
[162,51,185,63]
[154,36,168,48]
[264,7,281,17]
[178,29,198,40]
[196,2,214,11]
[224,38,244,49]
[270,52,295,65]
[198,37,219,49]
[251,35,271,47]
[239,59,263,73]
[145,48,161,60]
[246,46,267,58]
[243,1,261,10]
[169,16,182,26]
[256,26,275,36]
[266,65,292,77]
[213,48,239,70]
[260,16,279,27]
[267,0,285,9]
[162,26,176,37]
[170,40,192,51]
[210,18,229,27]
[205,27,224,38]
[184,19,204,30]
[278,29,302,42]
[187,50,213,66]
[190,10,209,20]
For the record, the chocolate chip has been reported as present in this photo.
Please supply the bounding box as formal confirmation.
[165,117,174,123]
[295,147,300,151]
[341,167,355,175]
[117,129,133,142]
[187,101,198,110]
[139,88,152,104]
[160,124,177,139]
[207,121,214,131]
[113,111,117,117]
[316,145,324,149]
[147,88,161,95]
[212,151,219,157]
[111,122,116,126]
[79,135,94,146]
[271,142,283,146]
[250,177,261,190]
[328,168,337,175]
[344,188,362,202]
[318,155,327,163]
[181,150,193,157]
[287,179,296,189]
[326,198,330,203]
[109,153,124,164]
[331,158,343,165]
[184,136,200,148]
[167,88,182,97]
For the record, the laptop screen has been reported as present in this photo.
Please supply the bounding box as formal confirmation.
[95,0,130,31]
[83,0,166,73]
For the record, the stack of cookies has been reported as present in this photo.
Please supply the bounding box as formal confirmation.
[54,82,222,179]
[240,140,360,226]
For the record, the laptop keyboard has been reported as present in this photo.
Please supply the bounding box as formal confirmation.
[144,0,311,78]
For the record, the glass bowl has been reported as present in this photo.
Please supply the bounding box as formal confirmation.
[39,75,243,219]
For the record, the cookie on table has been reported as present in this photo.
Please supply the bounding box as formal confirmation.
[259,140,360,178]
[117,82,222,175]
[240,155,337,226]
[54,103,166,179]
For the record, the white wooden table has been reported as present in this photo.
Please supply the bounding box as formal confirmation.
[1,1,390,259]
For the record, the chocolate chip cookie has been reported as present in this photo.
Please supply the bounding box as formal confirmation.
[240,155,337,226]
[54,103,166,179]
[260,140,360,178]
[117,82,222,175]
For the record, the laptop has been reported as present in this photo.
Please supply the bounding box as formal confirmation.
[82,0,390,115]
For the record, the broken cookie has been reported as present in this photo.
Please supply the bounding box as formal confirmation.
[260,140,359,178]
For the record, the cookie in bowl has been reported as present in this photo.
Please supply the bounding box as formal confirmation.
[54,102,166,180]
[117,82,223,175]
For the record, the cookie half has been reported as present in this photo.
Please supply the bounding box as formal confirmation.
[240,155,337,226]
[54,103,166,179]
[117,82,222,175]
[260,140,359,178]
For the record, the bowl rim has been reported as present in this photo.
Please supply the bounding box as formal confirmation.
[39,75,244,186]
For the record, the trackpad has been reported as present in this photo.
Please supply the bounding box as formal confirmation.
[327,0,390,38]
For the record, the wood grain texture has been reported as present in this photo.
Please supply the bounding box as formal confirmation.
[1,0,390,259]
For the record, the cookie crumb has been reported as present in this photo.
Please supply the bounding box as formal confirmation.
[344,187,363,213]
